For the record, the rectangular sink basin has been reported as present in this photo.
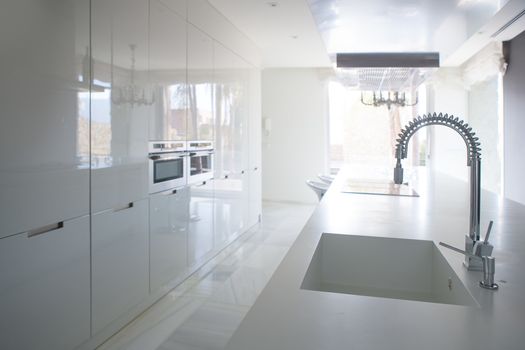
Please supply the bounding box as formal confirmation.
[301,234,477,306]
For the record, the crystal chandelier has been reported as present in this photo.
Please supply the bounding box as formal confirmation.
[111,44,154,107]
[360,91,418,110]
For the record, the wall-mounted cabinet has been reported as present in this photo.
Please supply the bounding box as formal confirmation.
[188,181,215,267]
[91,0,150,213]
[187,24,214,141]
[149,187,189,293]
[149,0,187,142]
[248,69,262,226]
[0,0,90,238]
[0,0,261,348]
[0,216,90,350]
[91,199,149,335]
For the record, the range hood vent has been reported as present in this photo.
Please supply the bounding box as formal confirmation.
[336,52,440,68]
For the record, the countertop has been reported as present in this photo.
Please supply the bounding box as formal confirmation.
[226,169,525,350]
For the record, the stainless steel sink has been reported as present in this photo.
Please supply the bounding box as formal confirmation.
[301,233,478,306]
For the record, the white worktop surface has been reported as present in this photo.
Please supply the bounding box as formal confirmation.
[226,169,525,350]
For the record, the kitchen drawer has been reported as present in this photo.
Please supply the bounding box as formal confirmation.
[91,198,149,334]
[150,187,190,293]
[0,216,91,350]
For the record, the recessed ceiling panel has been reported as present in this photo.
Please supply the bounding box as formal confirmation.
[307,0,509,62]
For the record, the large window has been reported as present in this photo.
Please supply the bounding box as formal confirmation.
[328,82,427,180]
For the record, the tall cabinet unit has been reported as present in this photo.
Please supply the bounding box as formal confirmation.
[150,187,190,293]
[0,0,90,238]
[90,0,150,338]
[1,0,261,349]
[248,69,263,227]
[149,0,188,142]
[0,1,91,349]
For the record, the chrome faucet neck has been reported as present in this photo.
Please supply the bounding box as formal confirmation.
[393,113,482,253]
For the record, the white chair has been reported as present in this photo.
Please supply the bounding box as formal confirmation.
[306,180,330,201]
[317,174,335,184]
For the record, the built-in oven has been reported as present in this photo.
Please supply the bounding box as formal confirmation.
[187,141,214,184]
[148,141,187,194]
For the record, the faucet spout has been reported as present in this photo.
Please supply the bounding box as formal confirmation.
[393,113,483,269]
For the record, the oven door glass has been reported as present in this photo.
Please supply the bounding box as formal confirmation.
[190,154,212,176]
[154,157,184,183]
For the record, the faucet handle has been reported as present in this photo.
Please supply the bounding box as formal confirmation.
[474,220,494,258]
[483,220,494,244]
[439,242,499,291]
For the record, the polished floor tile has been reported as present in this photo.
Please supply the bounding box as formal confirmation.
[97,201,315,350]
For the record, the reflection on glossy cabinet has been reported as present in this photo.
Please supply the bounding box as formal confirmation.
[158,0,187,18]
[91,0,149,212]
[248,68,262,227]
[188,24,214,141]
[188,181,215,267]
[150,187,190,293]
[0,216,90,350]
[0,0,90,238]
[92,199,149,335]
[213,175,246,249]
[149,0,187,141]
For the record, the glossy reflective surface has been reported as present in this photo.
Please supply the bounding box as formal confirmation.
[307,0,510,60]
[0,0,90,238]
[91,0,149,212]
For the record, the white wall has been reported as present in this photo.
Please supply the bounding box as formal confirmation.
[428,69,470,182]
[261,68,328,204]
[504,30,525,204]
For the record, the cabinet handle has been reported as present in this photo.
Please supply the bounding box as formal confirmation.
[194,181,207,187]
[224,174,229,179]
[27,221,64,238]
[241,170,245,174]
[113,202,134,212]
[164,189,177,196]
[254,167,258,171]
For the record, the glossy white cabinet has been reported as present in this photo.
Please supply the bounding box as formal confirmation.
[187,24,214,141]
[248,68,262,227]
[149,0,187,141]
[0,0,90,238]
[0,216,90,350]
[149,187,189,293]
[188,181,215,267]
[91,0,149,213]
[158,0,187,18]
[92,199,149,335]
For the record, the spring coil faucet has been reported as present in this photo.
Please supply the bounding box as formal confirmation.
[393,113,494,274]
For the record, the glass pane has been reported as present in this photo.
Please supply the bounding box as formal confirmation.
[154,158,183,183]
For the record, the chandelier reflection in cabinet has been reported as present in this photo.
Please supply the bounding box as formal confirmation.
[111,44,154,107]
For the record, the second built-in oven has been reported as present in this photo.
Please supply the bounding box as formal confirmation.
[187,141,214,184]
[148,141,187,194]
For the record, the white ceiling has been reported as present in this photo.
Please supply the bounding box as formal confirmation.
[207,0,331,67]
[208,0,525,69]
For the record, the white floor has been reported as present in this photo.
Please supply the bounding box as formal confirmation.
[98,201,315,350]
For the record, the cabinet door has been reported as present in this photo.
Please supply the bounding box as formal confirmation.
[0,216,90,350]
[149,0,187,141]
[187,24,214,141]
[248,68,262,227]
[0,0,90,238]
[158,0,187,18]
[150,187,189,293]
[188,181,215,267]
[92,199,149,334]
[91,0,149,213]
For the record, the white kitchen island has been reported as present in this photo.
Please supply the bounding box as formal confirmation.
[226,169,525,350]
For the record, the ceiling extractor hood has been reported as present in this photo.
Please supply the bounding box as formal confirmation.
[332,52,440,91]
[336,52,440,68]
